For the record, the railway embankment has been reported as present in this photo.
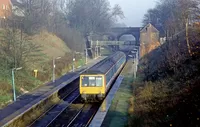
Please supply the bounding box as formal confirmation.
[129,29,200,127]
[101,60,135,127]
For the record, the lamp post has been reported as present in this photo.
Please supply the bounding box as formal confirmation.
[72,52,75,72]
[11,67,22,101]
[52,57,61,83]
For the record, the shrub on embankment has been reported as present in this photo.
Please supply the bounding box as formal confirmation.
[130,29,200,127]
[140,28,200,81]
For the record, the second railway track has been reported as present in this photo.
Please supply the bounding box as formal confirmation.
[29,85,80,126]
[66,104,100,127]
[28,79,100,127]
[48,103,100,127]
[30,92,100,127]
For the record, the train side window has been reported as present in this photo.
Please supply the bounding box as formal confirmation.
[106,75,109,84]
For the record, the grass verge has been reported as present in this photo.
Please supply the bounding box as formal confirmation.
[102,60,135,127]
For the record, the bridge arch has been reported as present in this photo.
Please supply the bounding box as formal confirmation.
[109,27,141,46]
[117,32,140,45]
[118,34,136,41]
[118,34,136,45]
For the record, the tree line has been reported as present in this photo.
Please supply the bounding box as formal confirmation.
[0,0,124,69]
[141,0,200,80]
[13,0,123,37]
[143,0,200,37]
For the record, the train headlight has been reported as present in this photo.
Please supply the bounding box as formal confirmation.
[82,91,85,94]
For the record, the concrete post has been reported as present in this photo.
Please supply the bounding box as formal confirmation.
[96,40,99,57]
[52,58,55,82]
[11,69,16,101]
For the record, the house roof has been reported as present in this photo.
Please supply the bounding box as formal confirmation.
[140,23,159,33]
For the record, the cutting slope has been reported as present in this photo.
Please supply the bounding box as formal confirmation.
[31,31,71,59]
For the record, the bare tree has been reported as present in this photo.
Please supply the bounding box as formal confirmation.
[66,0,124,34]
[13,0,54,33]
[11,0,124,52]
[143,0,199,39]
[0,28,43,69]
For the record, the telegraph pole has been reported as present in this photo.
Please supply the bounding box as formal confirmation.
[52,57,61,82]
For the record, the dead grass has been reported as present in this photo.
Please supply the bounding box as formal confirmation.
[130,77,173,125]
[129,29,200,127]
[30,30,70,60]
[130,75,200,127]
[128,97,134,114]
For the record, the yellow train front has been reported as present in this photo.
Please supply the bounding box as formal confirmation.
[79,51,126,101]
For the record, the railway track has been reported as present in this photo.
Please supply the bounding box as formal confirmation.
[29,75,124,127]
[48,103,100,127]
[27,80,100,127]
[67,104,100,127]
[34,55,125,126]
[48,103,85,127]
[28,81,121,127]
[29,87,80,127]
[29,92,100,127]
[30,54,126,127]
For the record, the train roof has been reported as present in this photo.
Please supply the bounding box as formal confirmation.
[81,51,126,75]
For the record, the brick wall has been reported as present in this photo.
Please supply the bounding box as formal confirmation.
[0,0,12,18]
[140,24,160,57]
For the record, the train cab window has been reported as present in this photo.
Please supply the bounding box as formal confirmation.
[89,77,96,87]
[96,77,103,87]
[81,76,103,87]
[82,76,89,86]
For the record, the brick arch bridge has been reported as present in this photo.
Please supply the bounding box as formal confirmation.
[106,27,141,45]
[86,27,142,58]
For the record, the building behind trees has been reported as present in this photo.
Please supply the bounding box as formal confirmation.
[140,23,160,57]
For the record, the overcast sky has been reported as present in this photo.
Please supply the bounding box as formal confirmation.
[109,0,157,27]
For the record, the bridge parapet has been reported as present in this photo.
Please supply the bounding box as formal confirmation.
[91,41,140,46]
[91,41,124,46]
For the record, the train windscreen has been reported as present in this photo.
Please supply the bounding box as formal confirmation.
[81,76,103,87]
